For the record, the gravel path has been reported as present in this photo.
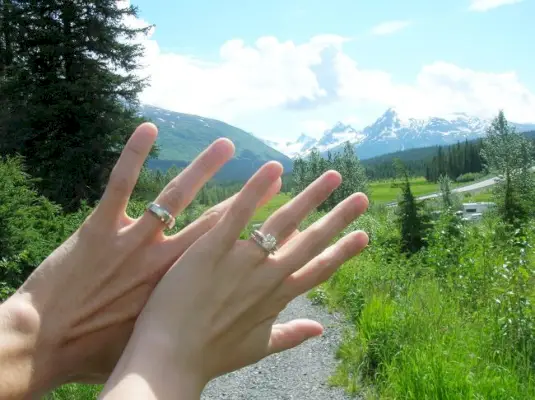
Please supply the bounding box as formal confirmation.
[201,295,355,400]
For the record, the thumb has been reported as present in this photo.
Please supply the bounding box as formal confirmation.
[268,319,324,355]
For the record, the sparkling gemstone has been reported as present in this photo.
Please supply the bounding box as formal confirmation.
[264,234,277,249]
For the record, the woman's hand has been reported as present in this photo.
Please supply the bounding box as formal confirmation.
[101,161,369,400]
[0,122,281,397]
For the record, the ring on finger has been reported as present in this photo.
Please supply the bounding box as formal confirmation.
[146,202,176,230]
[250,229,279,255]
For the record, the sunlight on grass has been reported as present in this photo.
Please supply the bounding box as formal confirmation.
[369,177,439,203]
[251,193,292,223]
[45,384,102,400]
[466,190,493,202]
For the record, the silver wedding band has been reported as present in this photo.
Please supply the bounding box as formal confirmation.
[146,202,176,230]
[250,229,279,254]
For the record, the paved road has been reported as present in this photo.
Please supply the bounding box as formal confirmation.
[387,167,535,206]
[416,176,501,201]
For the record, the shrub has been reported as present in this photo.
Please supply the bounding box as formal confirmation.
[0,157,67,299]
[456,172,485,183]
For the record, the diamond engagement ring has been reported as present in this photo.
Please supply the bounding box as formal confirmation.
[146,202,176,230]
[250,229,278,254]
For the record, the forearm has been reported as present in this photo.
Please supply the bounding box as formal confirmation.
[100,332,204,400]
[100,371,202,400]
[0,294,56,399]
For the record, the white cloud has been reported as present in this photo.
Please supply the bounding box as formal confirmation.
[370,20,412,36]
[300,120,330,137]
[469,0,523,11]
[126,10,535,139]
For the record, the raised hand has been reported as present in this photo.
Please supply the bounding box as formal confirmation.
[101,161,369,399]
[0,122,280,397]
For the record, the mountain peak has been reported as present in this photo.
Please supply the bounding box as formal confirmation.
[259,108,535,161]
[296,133,316,143]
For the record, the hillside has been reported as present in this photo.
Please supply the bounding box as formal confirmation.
[362,146,440,166]
[140,105,293,181]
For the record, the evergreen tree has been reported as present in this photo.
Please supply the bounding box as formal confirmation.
[438,174,458,210]
[291,157,308,196]
[291,142,368,212]
[396,163,430,254]
[481,111,535,225]
[0,0,154,211]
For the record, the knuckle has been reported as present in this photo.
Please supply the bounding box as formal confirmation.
[108,170,132,195]
[162,185,187,211]
[127,143,145,158]
[313,186,331,205]
[200,208,223,226]
[307,224,323,239]
[317,254,332,270]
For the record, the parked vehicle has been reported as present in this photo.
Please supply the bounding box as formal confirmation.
[461,202,495,221]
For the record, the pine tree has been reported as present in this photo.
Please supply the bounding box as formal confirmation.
[0,0,154,211]
[291,142,368,212]
[396,162,430,254]
[438,174,458,210]
[291,157,308,196]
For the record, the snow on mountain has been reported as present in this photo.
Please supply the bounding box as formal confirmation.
[260,133,318,158]
[354,108,527,159]
[263,109,535,160]
[262,123,366,158]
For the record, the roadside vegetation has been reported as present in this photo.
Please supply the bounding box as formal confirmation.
[305,111,535,399]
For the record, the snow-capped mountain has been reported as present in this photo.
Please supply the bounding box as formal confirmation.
[263,109,535,160]
[261,133,318,159]
[261,122,366,158]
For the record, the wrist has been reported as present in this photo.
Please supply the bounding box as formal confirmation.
[101,329,206,400]
[0,293,63,398]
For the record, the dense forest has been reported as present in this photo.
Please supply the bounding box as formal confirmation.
[363,130,535,182]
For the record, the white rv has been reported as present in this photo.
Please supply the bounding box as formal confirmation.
[461,202,495,221]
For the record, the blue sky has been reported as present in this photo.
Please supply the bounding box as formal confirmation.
[131,0,535,141]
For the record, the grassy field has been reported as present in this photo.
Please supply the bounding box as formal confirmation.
[251,193,292,223]
[311,207,535,399]
[369,177,439,203]
[465,190,493,202]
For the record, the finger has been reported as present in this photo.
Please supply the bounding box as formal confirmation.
[283,230,368,298]
[163,177,282,256]
[267,319,324,355]
[275,193,368,271]
[260,170,341,245]
[200,161,284,257]
[278,229,300,247]
[93,123,158,226]
[134,138,235,237]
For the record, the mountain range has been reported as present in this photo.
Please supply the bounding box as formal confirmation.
[263,108,535,160]
[140,104,535,182]
[140,105,293,181]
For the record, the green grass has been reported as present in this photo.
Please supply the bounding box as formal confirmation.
[44,384,102,400]
[251,193,292,223]
[316,208,535,399]
[369,177,439,203]
[465,190,493,202]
